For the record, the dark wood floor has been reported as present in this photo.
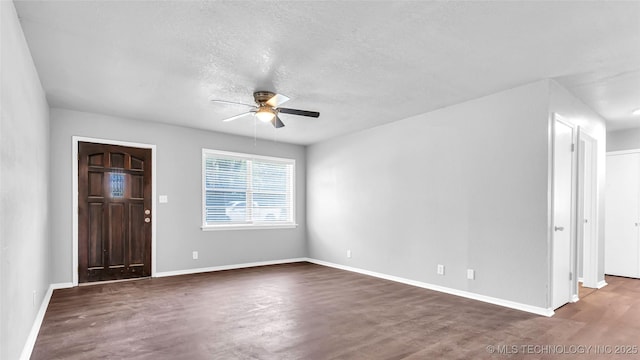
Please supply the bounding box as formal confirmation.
[32,262,640,359]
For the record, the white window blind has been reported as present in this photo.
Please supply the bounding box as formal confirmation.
[202,149,295,229]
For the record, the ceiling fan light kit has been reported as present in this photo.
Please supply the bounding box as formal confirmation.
[255,106,275,122]
[211,91,320,129]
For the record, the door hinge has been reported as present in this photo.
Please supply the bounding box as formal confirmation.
[569,272,573,281]
[571,143,575,152]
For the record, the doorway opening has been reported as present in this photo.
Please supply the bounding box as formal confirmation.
[577,131,599,289]
[550,114,601,310]
[72,137,157,285]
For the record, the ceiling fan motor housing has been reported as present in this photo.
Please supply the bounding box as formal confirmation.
[253,91,276,105]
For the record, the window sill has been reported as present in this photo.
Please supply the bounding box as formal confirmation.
[201,223,298,231]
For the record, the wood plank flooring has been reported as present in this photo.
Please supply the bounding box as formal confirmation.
[31,263,640,359]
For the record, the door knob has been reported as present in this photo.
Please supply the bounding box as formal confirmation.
[554,226,564,231]
[145,209,151,215]
[144,218,150,223]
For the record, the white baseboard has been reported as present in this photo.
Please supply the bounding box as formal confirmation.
[19,282,73,360]
[597,280,608,289]
[306,258,554,317]
[154,257,308,278]
[51,282,74,290]
[580,281,599,289]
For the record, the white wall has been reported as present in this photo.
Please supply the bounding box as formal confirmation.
[49,108,306,283]
[607,128,640,152]
[0,2,51,359]
[548,80,607,284]
[308,80,552,308]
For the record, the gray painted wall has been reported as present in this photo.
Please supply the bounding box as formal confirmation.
[1,2,51,359]
[307,79,607,309]
[307,80,552,308]
[607,128,640,152]
[49,108,306,283]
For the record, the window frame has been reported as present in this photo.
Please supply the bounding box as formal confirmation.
[201,148,297,231]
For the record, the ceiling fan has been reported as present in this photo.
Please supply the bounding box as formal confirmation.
[210,91,320,128]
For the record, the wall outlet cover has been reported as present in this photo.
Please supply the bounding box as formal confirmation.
[467,269,475,280]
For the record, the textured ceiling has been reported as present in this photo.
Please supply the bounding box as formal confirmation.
[13,0,640,145]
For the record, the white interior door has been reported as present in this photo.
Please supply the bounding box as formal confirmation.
[605,152,640,278]
[552,119,575,309]
[579,133,598,288]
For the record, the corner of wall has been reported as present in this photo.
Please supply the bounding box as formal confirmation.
[1,1,51,359]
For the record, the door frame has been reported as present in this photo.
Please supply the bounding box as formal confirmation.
[577,130,599,289]
[549,113,579,309]
[72,136,157,286]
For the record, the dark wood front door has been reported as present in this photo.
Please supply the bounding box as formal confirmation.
[78,142,152,283]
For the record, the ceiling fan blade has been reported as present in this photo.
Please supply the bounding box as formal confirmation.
[278,108,320,118]
[222,111,254,122]
[209,98,255,108]
[271,115,285,128]
[266,93,290,107]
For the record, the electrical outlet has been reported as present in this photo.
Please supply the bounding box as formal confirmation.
[437,264,445,275]
[192,251,198,260]
[347,250,352,258]
[467,269,475,280]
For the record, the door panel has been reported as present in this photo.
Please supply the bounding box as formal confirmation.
[129,203,145,264]
[88,172,103,196]
[605,153,640,277]
[131,175,144,198]
[111,152,125,168]
[88,153,104,166]
[79,142,152,283]
[109,203,126,266]
[552,120,574,309]
[88,203,104,268]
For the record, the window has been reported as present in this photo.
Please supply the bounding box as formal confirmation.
[202,149,296,230]
[110,173,125,198]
